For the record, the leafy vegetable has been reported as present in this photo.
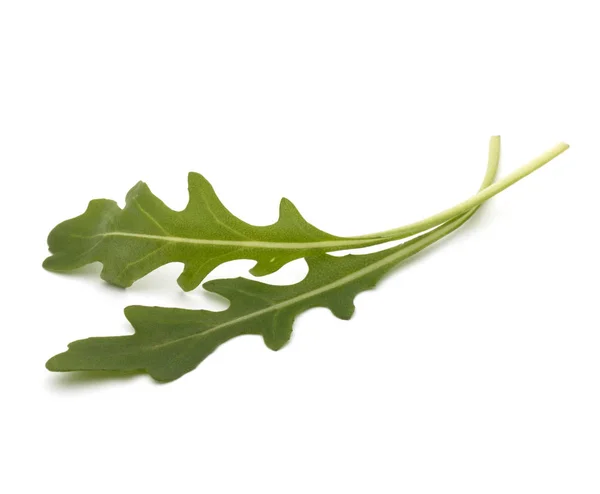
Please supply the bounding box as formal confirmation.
[42,139,569,291]
[46,137,499,382]
[42,173,377,291]
[45,137,570,382]
[46,215,494,381]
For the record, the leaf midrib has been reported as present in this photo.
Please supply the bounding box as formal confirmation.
[143,245,406,352]
[70,232,377,250]
[141,211,466,353]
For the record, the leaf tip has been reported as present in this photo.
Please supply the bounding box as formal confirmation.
[278,196,299,217]
[187,171,208,183]
[186,171,213,197]
[45,353,64,372]
[125,182,159,210]
[330,302,356,321]
[42,255,58,272]
[176,272,199,292]
[125,180,149,197]
[249,258,286,277]
[99,267,133,289]
[123,305,146,325]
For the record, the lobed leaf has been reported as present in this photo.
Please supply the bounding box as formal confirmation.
[43,138,569,292]
[43,173,383,291]
[46,137,574,383]
[46,208,480,382]
[46,137,503,382]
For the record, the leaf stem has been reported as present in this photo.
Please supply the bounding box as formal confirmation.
[353,138,568,241]
[380,134,500,266]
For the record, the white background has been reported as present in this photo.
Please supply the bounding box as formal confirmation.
[1,1,599,493]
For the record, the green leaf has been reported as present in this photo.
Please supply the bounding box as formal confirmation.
[46,214,478,382]
[42,138,569,291]
[46,134,501,382]
[43,173,384,291]
[46,137,574,382]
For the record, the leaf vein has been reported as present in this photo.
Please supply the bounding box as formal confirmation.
[202,197,250,240]
[114,244,171,283]
[133,199,171,235]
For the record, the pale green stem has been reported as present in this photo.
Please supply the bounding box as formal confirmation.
[384,134,500,264]
[479,136,501,191]
[354,138,568,241]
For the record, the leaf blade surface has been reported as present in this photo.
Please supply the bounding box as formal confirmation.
[46,212,478,382]
[43,173,382,290]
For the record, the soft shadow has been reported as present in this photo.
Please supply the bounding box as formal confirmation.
[46,262,104,279]
[120,264,184,293]
[44,262,129,295]
[185,289,231,310]
[47,370,154,390]
[45,260,189,295]
[384,210,492,277]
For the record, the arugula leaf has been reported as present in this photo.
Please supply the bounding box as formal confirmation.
[46,138,502,382]
[42,139,569,291]
[42,173,383,291]
[45,215,485,382]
